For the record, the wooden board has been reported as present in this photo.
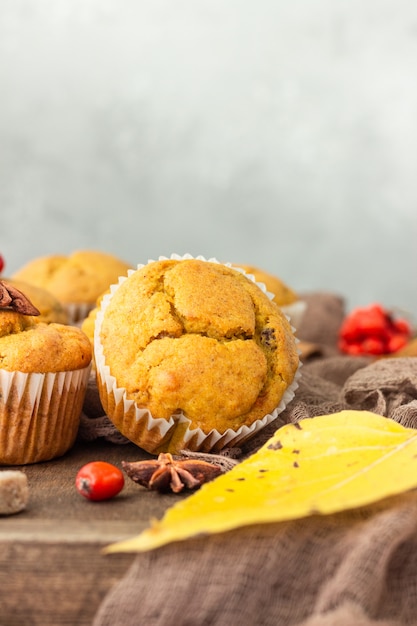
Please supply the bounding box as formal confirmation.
[0,439,185,626]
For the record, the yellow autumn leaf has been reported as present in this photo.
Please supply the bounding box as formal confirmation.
[105,410,417,553]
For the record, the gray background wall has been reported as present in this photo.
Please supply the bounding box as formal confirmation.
[1,1,416,317]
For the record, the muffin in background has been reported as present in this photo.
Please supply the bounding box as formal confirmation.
[95,256,300,454]
[81,292,105,352]
[5,278,69,325]
[231,263,306,329]
[11,250,133,323]
[231,263,298,306]
[0,280,92,465]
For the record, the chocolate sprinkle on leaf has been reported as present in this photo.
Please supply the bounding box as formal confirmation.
[267,441,283,450]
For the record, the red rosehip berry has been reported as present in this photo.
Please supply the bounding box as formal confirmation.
[339,303,412,356]
[75,461,125,501]
[392,318,411,336]
[386,333,408,354]
[360,336,385,355]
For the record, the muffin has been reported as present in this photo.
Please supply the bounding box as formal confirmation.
[11,250,133,323]
[0,280,92,464]
[231,263,306,329]
[81,292,106,352]
[5,278,69,324]
[94,256,300,454]
[231,264,297,306]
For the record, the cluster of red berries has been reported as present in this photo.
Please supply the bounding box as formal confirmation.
[0,253,4,274]
[338,303,412,356]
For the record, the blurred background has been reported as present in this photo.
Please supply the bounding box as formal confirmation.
[1,0,416,315]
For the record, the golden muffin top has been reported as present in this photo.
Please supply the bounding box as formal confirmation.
[11,250,133,304]
[0,279,91,372]
[231,264,298,306]
[98,259,299,433]
[0,313,92,372]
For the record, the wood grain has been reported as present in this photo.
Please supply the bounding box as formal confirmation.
[0,438,185,626]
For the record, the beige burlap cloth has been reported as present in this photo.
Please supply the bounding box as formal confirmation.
[92,293,417,626]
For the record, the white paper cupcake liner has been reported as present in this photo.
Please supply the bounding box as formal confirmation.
[0,364,91,465]
[94,254,302,454]
[65,302,96,325]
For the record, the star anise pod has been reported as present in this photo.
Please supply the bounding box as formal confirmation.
[0,280,40,316]
[122,452,223,493]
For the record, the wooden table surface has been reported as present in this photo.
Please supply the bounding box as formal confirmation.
[0,438,186,626]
